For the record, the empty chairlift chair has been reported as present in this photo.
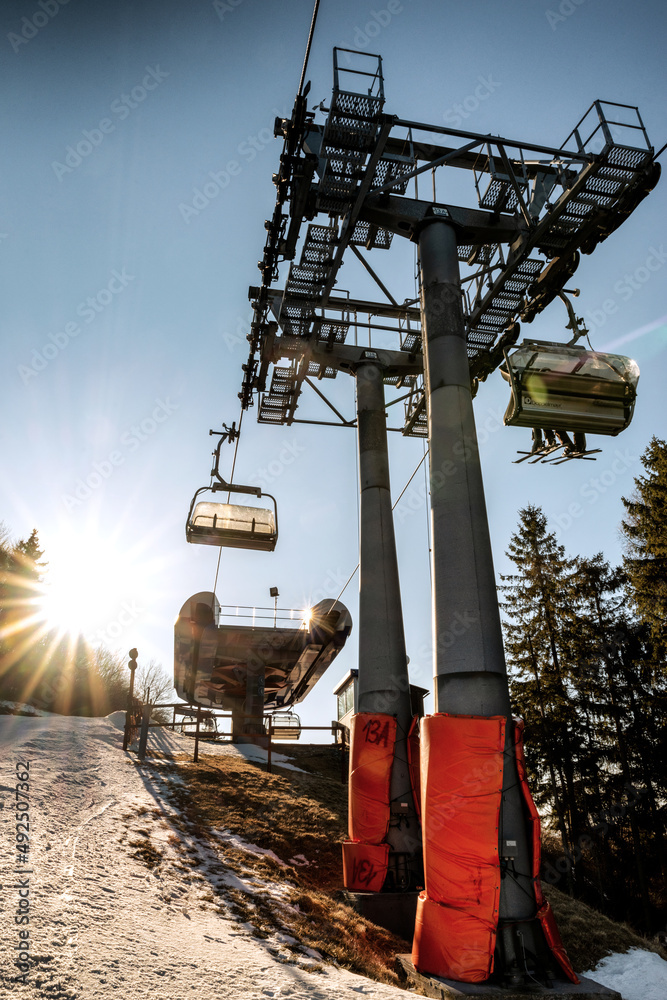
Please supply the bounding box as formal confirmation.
[502,341,640,436]
[267,712,301,740]
[186,493,278,552]
[185,422,279,551]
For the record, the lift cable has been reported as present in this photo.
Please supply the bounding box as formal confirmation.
[332,447,430,605]
[297,0,321,97]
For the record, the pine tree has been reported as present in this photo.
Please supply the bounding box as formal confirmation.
[621,436,667,652]
[574,555,653,927]
[0,526,47,702]
[500,505,586,858]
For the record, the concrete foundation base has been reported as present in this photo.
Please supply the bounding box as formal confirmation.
[396,956,621,1000]
[341,891,418,942]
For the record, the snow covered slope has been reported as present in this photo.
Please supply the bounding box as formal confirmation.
[2,713,666,1000]
[0,714,408,999]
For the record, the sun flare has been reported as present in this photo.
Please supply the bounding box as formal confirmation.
[37,531,142,641]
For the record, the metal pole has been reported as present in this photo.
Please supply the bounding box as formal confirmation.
[267,717,272,774]
[137,702,150,760]
[355,361,422,889]
[193,705,201,763]
[123,648,138,751]
[418,220,544,979]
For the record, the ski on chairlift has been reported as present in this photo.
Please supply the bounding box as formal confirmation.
[500,340,640,464]
[185,423,278,551]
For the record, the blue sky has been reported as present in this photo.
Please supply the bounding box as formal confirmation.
[2,0,666,733]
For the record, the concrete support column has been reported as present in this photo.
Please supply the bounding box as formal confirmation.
[356,361,422,888]
[231,662,266,745]
[418,221,542,980]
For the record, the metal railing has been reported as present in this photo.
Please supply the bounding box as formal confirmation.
[125,699,349,780]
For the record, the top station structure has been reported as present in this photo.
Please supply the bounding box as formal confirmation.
[197,45,659,990]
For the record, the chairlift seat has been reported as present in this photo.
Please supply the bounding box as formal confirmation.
[268,713,301,740]
[186,500,277,552]
[502,343,639,436]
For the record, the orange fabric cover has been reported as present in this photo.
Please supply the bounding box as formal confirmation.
[513,719,579,984]
[407,715,421,821]
[412,713,506,982]
[412,893,497,983]
[347,712,397,845]
[342,841,389,892]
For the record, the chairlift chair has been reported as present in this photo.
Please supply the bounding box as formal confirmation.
[501,341,639,440]
[267,712,301,741]
[185,423,278,552]
[186,492,278,551]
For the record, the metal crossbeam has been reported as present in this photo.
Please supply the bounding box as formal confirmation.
[240,50,658,438]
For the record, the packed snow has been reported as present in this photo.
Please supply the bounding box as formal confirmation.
[582,948,667,1000]
[0,713,405,999]
[2,711,666,1000]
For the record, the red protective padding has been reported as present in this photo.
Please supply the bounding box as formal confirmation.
[412,892,496,983]
[420,713,505,906]
[407,715,421,822]
[513,719,579,984]
[342,841,389,892]
[347,712,397,845]
[413,713,506,981]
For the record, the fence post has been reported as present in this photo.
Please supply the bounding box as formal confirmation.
[267,716,272,774]
[137,702,150,760]
[193,705,201,763]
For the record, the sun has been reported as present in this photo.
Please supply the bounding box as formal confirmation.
[37,530,143,642]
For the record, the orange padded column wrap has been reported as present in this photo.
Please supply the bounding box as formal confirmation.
[341,842,389,892]
[412,713,506,982]
[347,712,397,844]
[342,712,397,892]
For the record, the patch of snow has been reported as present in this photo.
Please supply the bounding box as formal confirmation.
[582,948,667,1000]
[105,710,127,730]
[201,740,306,772]
[0,699,55,717]
[212,828,287,866]
[289,854,312,867]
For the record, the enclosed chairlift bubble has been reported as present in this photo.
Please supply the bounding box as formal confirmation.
[185,423,278,551]
[502,342,639,434]
[501,340,639,462]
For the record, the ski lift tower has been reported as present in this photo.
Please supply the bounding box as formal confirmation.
[238,47,659,989]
